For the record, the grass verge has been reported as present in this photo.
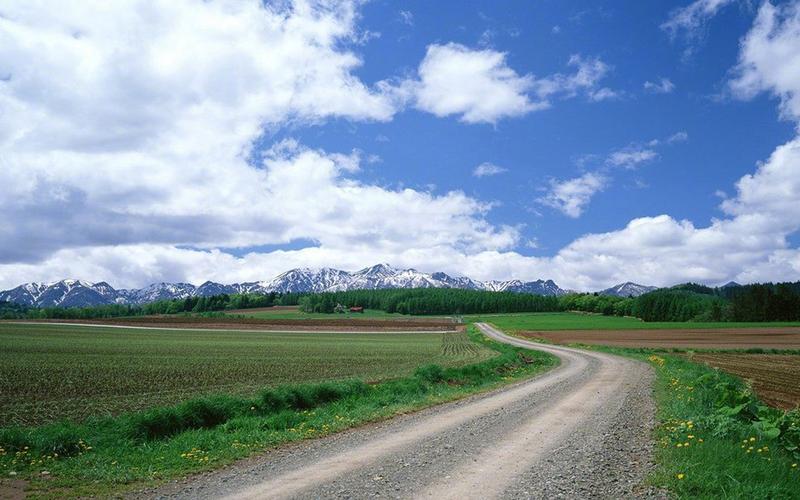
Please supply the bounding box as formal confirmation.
[584,346,799,498]
[0,326,557,498]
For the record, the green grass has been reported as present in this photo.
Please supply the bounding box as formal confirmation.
[576,346,800,498]
[0,326,558,498]
[466,312,800,331]
[0,323,492,426]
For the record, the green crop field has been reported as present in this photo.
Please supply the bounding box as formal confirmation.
[0,323,492,426]
[466,312,800,331]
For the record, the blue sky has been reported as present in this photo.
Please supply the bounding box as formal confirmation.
[282,0,793,254]
[1,0,799,290]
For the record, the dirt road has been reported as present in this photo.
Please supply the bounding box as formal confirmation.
[146,323,659,499]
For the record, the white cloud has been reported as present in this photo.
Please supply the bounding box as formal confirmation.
[409,43,541,124]
[537,172,608,218]
[644,77,676,93]
[729,1,800,121]
[606,148,658,169]
[0,0,521,287]
[531,55,613,100]
[473,162,508,177]
[661,0,737,38]
[668,131,689,143]
[399,10,414,26]
[407,45,614,124]
[588,87,619,101]
[2,0,800,293]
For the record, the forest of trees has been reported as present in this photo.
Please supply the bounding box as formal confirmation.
[2,281,798,323]
[298,288,560,315]
[556,282,800,322]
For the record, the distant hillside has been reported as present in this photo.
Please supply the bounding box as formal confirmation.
[0,264,569,308]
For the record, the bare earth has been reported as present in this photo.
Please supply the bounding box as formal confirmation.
[521,327,800,349]
[137,324,661,499]
[689,353,800,410]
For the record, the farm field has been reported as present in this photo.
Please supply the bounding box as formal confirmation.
[518,328,800,350]
[225,306,418,320]
[18,314,457,332]
[467,312,800,331]
[0,323,492,426]
[688,353,800,410]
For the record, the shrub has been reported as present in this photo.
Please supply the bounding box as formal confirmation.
[414,364,445,383]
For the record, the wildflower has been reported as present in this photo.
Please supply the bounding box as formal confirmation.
[749,437,756,442]
[676,473,685,480]
[793,463,798,468]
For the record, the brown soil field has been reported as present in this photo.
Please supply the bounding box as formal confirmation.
[20,316,459,332]
[689,353,800,410]
[225,305,300,314]
[519,327,800,349]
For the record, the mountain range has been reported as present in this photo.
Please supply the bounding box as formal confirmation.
[0,264,656,308]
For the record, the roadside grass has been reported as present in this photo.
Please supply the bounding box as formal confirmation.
[0,324,487,426]
[580,346,800,498]
[0,326,558,498]
[465,312,800,331]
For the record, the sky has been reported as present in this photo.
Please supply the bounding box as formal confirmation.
[1,0,800,291]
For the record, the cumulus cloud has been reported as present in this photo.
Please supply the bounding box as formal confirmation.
[729,1,800,120]
[407,45,614,124]
[0,0,521,287]
[408,43,542,123]
[644,77,676,93]
[2,0,800,293]
[537,172,608,218]
[473,162,508,177]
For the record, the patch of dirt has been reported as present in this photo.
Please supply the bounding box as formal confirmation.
[688,353,800,410]
[0,479,29,500]
[519,328,800,349]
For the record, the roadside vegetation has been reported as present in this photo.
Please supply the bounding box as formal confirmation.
[488,311,799,497]
[686,353,800,410]
[0,325,557,497]
[635,351,800,498]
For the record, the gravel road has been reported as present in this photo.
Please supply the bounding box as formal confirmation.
[141,323,661,499]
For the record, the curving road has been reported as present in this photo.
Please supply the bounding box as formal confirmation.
[146,323,660,499]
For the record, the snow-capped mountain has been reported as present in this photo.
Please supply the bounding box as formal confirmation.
[482,279,566,295]
[0,264,570,308]
[598,282,657,298]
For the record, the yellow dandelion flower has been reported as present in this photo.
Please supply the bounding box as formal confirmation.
[676,473,685,480]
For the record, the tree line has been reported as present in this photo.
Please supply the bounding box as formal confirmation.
[557,282,800,322]
[2,280,798,323]
[298,288,561,315]
[0,292,303,320]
